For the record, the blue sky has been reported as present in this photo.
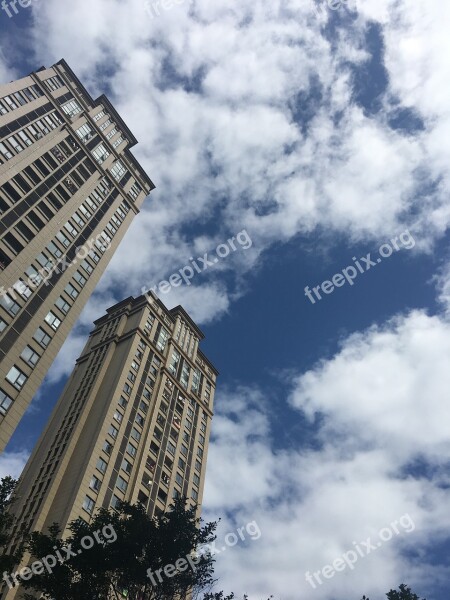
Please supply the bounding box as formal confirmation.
[1,0,450,598]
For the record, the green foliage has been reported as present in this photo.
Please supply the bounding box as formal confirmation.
[362,583,426,600]
[386,584,426,600]
[21,497,218,600]
[0,476,25,574]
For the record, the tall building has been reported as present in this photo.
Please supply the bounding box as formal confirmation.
[0,60,154,451]
[4,293,216,598]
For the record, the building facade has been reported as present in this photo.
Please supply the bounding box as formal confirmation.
[3,294,216,598]
[0,59,154,451]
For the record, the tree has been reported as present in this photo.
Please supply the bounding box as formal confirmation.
[18,497,241,600]
[0,476,25,575]
[386,584,426,600]
[362,584,426,600]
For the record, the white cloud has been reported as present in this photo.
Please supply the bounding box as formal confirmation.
[203,304,450,599]
[0,451,29,480]
[17,0,448,328]
[3,3,449,596]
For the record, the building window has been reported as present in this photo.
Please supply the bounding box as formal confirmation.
[0,319,7,335]
[45,311,61,331]
[122,459,133,474]
[75,123,93,142]
[93,110,105,121]
[92,144,109,163]
[44,75,64,91]
[64,221,77,237]
[156,328,169,352]
[6,366,27,390]
[161,439,174,457]
[142,473,152,488]
[168,350,180,376]
[145,313,155,333]
[118,396,128,409]
[96,458,107,474]
[90,476,101,492]
[116,476,128,492]
[33,327,51,348]
[191,489,198,502]
[0,389,13,415]
[0,294,20,316]
[103,441,113,455]
[193,473,200,487]
[131,428,141,442]
[56,231,71,248]
[108,425,119,439]
[113,410,123,424]
[123,383,132,395]
[55,296,70,315]
[64,283,79,299]
[195,460,201,472]
[137,490,149,506]
[175,472,183,486]
[0,141,13,160]
[126,443,137,458]
[12,280,32,300]
[157,488,168,503]
[150,441,160,455]
[62,100,82,117]
[128,182,142,201]
[135,413,145,427]
[82,496,95,514]
[192,368,201,394]
[197,447,203,459]
[111,495,121,510]
[24,265,42,287]
[20,346,40,367]
[146,458,156,473]
[180,362,191,390]
[80,259,93,275]
[199,434,205,446]
[106,127,118,140]
[180,444,188,457]
[99,118,112,131]
[89,250,100,264]
[178,457,186,471]
[110,160,127,182]
[47,241,62,259]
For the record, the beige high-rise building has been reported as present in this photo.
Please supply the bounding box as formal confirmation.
[0,60,154,452]
[3,293,217,598]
